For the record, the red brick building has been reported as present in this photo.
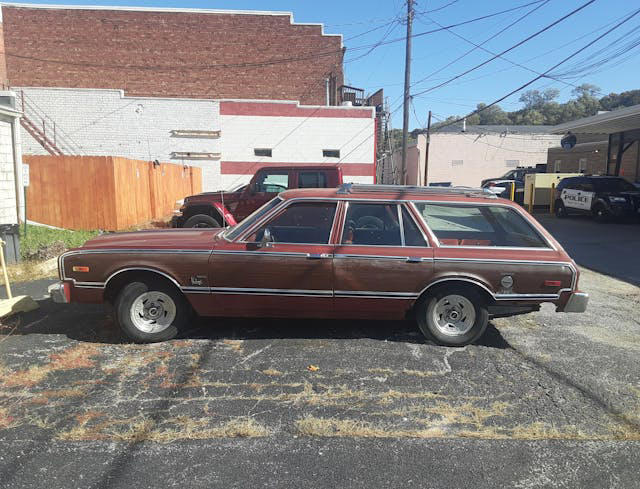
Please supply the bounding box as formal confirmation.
[0,4,344,105]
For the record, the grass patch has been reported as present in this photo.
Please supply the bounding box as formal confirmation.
[19,224,99,261]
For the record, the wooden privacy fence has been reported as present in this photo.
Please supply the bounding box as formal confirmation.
[23,155,202,230]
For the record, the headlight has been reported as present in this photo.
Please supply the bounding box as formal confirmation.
[609,196,627,203]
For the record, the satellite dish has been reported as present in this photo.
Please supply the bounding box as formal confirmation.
[561,133,577,150]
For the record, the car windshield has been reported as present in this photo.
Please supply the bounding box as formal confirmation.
[593,178,636,193]
[223,197,282,240]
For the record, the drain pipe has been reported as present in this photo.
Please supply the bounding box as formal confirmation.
[325,78,330,106]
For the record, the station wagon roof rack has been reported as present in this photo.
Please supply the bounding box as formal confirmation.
[337,183,497,199]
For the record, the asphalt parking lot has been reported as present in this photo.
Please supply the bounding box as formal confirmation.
[1,265,639,488]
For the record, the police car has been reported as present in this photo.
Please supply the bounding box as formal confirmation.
[554,176,640,222]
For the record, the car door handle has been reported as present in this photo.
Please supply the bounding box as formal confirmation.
[406,257,423,263]
[307,253,331,260]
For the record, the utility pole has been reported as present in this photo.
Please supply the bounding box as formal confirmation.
[423,110,431,187]
[400,0,414,185]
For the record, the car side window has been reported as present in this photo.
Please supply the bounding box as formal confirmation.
[341,203,401,246]
[563,178,577,190]
[255,171,289,193]
[298,172,328,189]
[414,203,548,248]
[250,202,337,244]
[402,206,427,247]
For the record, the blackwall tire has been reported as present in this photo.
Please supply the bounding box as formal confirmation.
[555,201,567,218]
[115,281,190,343]
[416,287,489,346]
[184,214,221,228]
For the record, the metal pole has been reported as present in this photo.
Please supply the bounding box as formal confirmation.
[400,0,413,185]
[549,183,555,214]
[423,109,431,186]
[0,239,12,299]
[24,187,27,238]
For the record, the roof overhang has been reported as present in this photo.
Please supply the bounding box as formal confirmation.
[552,104,640,134]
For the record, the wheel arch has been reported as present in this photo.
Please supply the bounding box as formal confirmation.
[103,267,183,304]
[183,204,223,221]
[413,277,495,309]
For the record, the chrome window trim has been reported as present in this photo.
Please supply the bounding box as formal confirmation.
[397,204,405,246]
[224,196,284,242]
[236,199,338,245]
[339,201,405,247]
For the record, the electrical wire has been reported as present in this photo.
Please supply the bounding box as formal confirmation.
[411,0,598,99]
[432,7,640,132]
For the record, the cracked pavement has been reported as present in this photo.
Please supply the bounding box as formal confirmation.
[0,268,639,488]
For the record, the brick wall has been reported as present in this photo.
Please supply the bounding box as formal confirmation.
[1,5,344,105]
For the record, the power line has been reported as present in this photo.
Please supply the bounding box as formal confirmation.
[0,1,548,72]
[411,0,550,89]
[412,0,598,99]
[433,7,640,132]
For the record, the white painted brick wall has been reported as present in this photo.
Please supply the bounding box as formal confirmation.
[16,87,222,191]
[0,118,18,225]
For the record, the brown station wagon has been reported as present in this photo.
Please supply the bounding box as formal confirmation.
[49,184,588,347]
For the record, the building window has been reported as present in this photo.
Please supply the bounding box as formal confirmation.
[323,149,340,158]
[254,148,272,157]
[579,158,587,173]
[554,159,562,172]
[451,160,463,167]
[505,159,519,168]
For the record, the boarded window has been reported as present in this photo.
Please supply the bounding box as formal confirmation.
[554,159,562,172]
[254,148,272,157]
[451,160,463,167]
[506,159,519,168]
[323,149,340,158]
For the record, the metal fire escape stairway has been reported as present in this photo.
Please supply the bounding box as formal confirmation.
[16,90,83,156]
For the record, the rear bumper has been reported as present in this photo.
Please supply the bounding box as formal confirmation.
[48,282,69,304]
[561,291,589,313]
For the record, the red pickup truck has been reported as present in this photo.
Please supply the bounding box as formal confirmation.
[172,166,343,228]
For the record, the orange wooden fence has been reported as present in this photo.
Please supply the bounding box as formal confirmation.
[23,155,202,230]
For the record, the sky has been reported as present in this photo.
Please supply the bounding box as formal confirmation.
[9,0,640,129]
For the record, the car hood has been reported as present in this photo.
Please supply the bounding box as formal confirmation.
[185,190,241,205]
[79,228,223,250]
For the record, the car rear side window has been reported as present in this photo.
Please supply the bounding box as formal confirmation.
[402,206,427,247]
[414,203,549,248]
[298,172,328,189]
[342,203,401,246]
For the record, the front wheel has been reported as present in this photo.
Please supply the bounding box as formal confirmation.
[592,205,609,223]
[554,200,567,218]
[184,214,221,228]
[416,288,488,346]
[115,281,191,343]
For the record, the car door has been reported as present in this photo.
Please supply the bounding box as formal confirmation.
[209,200,337,318]
[561,178,590,212]
[333,201,434,320]
[234,169,291,221]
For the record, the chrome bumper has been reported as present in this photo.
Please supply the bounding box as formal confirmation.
[48,282,68,304]
[563,292,589,313]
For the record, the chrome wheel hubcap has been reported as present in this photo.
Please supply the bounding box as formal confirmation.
[130,291,176,333]
[432,294,476,336]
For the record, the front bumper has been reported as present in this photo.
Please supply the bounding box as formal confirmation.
[48,282,69,303]
[170,215,184,228]
[563,291,589,313]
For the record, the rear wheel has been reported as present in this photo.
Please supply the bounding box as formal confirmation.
[184,213,221,228]
[416,287,489,346]
[115,281,190,343]
[554,200,567,218]
[592,204,609,223]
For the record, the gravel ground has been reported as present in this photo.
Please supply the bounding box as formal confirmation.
[0,268,639,488]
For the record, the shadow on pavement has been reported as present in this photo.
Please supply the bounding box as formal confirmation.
[535,212,640,286]
[3,298,511,350]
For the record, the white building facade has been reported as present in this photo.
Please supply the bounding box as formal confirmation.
[16,88,376,192]
[405,126,561,187]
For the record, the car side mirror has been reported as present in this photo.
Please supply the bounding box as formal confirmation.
[258,227,274,248]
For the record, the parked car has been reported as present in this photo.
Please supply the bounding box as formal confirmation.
[171,166,342,228]
[554,175,640,222]
[481,179,524,204]
[50,184,588,347]
[481,166,545,188]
